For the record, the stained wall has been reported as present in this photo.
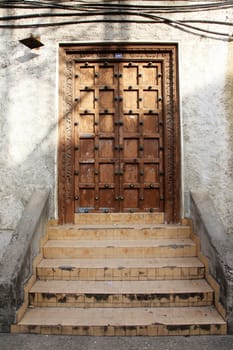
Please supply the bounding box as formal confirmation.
[0,2,233,235]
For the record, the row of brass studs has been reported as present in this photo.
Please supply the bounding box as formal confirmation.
[75,74,161,82]
[74,120,163,128]
[79,61,162,68]
[74,120,163,127]
[74,195,164,202]
[75,85,162,91]
[73,170,164,177]
[73,146,164,152]
[74,196,163,201]
[74,109,161,115]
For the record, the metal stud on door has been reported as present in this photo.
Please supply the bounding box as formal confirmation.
[118,61,165,213]
[74,60,165,213]
[59,44,181,223]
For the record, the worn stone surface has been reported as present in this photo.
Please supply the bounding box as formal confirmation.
[0,4,233,235]
[190,191,233,333]
[1,334,233,350]
[0,190,50,332]
[0,230,13,260]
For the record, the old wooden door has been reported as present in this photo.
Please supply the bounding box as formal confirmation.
[59,44,180,223]
[74,60,164,213]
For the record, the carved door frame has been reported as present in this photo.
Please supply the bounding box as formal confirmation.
[58,43,181,224]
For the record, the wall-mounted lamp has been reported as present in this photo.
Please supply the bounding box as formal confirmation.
[19,34,44,49]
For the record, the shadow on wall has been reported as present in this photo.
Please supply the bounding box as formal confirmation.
[1,13,233,234]
[225,42,233,236]
[182,42,233,236]
[0,11,134,230]
[0,39,54,229]
[0,17,23,229]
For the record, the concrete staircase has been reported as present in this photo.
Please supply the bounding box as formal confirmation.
[11,213,227,336]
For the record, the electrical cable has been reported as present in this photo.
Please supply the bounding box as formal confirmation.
[0,0,233,12]
[0,0,232,40]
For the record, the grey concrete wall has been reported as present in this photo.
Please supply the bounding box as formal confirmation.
[190,191,233,334]
[0,230,13,260]
[0,189,50,332]
[0,3,233,235]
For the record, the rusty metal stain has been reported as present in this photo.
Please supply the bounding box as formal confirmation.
[59,265,74,271]
[42,293,56,300]
[167,325,190,331]
[85,293,110,301]
[57,295,67,303]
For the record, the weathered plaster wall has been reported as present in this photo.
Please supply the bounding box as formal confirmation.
[190,191,233,333]
[0,190,50,332]
[0,2,233,235]
[0,31,57,228]
[183,39,233,236]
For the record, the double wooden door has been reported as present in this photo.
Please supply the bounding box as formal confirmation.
[74,60,164,213]
[59,44,180,223]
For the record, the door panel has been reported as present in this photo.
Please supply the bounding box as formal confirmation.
[118,61,164,213]
[74,62,119,213]
[73,60,165,213]
[59,44,181,223]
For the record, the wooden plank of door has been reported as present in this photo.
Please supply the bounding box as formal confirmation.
[74,62,96,212]
[119,61,141,212]
[118,60,165,212]
[96,61,119,212]
[141,61,165,212]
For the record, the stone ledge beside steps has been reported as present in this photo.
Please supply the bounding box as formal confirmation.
[0,189,50,332]
[190,191,233,334]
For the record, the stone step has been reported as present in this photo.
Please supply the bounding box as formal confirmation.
[11,306,226,336]
[43,238,197,259]
[48,224,191,240]
[37,257,205,281]
[74,212,164,225]
[29,279,213,308]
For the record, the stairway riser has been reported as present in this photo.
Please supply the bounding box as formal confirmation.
[43,246,197,259]
[74,213,164,225]
[11,212,227,337]
[29,292,213,308]
[37,267,205,281]
[48,228,191,240]
[11,323,227,336]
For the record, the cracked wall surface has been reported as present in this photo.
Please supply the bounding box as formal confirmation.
[0,2,233,236]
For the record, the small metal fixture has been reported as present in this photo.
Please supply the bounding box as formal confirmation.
[19,34,44,49]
